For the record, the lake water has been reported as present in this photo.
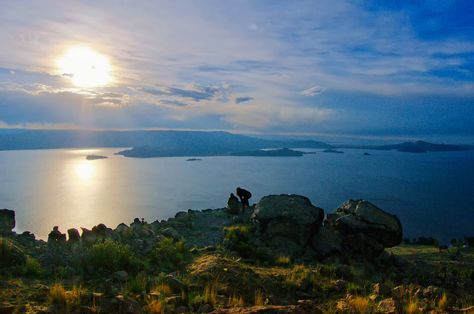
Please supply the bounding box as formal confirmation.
[1,148,473,243]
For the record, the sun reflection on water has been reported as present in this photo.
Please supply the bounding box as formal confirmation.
[75,161,95,181]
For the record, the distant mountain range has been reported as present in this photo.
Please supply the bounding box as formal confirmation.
[0,129,331,156]
[0,129,471,157]
[357,140,472,153]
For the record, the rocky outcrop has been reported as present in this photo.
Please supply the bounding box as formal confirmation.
[310,199,403,259]
[0,209,15,236]
[251,195,324,257]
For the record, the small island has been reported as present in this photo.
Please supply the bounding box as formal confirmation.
[322,148,344,154]
[372,141,472,153]
[86,155,108,160]
[186,158,202,161]
[230,148,304,157]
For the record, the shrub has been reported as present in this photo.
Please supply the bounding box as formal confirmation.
[85,240,138,274]
[465,236,474,247]
[405,300,419,314]
[223,225,270,261]
[128,272,149,294]
[151,284,172,297]
[0,237,26,267]
[149,238,189,273]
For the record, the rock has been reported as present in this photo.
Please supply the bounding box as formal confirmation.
[67,228,80,242]
[373,283,391,296]
[161,227,181,240]
[47,226,66,243]
[81,228,97,245]
[113,270,129,282]
[175,306,188,314]
[164,274,186,292]
[15,231,36,247]
[251,195,324,257]
[378,298,397,313]
[330,200,402,248]
[0,209,15,236]
[197,304,212,313]
[115,223,129,234]
[310,224,342,258]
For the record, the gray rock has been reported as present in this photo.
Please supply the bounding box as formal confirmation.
[310,224,343,258]
[113,270,129,282]
[0,209,15,236]
[331,200,403,248]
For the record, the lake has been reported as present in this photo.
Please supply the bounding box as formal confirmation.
[1,147,473,243]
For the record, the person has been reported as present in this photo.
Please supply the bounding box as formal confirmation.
[236,187,252,211]
[227,193,241,214]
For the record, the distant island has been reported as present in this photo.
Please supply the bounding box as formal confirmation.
[230,148,304,157]
[322,148,344,154]
[86,155,108,160]
[186,158,202,161]
[371,140,472,153]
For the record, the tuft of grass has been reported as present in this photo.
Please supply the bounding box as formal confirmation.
[204,285,217,306]
[128,272,148,294]
[405,299,419,314]
[49,283,67,305]
[275,255,291,266]
[147,299,165,314]
[67,285,85,306]
[228,294,244,307]
[349,296,370,314]
[254,290,265,306]
[438,293,447,311]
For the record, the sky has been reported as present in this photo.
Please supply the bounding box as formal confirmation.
[0,0,473,140]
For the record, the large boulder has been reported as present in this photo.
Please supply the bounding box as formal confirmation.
[0,209,15,236]
[327,200,402,249]
[251,195,324,256]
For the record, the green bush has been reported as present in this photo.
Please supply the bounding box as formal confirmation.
[149,238,189,273]
[0,237,27,267]
[85,240,139,274]
[223,225,269,261]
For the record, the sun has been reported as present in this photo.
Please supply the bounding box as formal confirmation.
[58,46,112,88]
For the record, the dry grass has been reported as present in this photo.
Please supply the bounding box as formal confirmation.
[147,299,165,314]
[49,283,67,305]
[254,290,265,306]
[438,293,448,311]
[66,285,85,306]
[228,294,245,307]
[275,255,291,266]
[405,300,419,314]
[204,285,217,306]
[350,296,370,313]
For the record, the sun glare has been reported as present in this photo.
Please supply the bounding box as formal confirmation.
[58,46,112,88]
[75,161,95,181]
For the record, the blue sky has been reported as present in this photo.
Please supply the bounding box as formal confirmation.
[0,0,473,139]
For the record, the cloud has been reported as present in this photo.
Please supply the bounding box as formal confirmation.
[301,85,324,96]
[235,96,253,104]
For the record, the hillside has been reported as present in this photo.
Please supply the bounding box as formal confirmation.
[1,195,474,313]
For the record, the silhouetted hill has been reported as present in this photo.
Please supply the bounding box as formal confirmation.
[0,129,331,155]
[373,140,472,153]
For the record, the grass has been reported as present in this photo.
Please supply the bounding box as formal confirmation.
[49,283,67,305]
[86,239,137,274]
[204,285,217,306]
[228,294,245,307]
[349,296,370,314]
[438,293,447,311]
[405,300,419,314]
[275,255,291,266]
[149,237,189,273]
[146,299,165,314]
[151,283,172,297]
[254,290,265,306]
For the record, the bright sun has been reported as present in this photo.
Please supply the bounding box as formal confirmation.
[58,46,112,88]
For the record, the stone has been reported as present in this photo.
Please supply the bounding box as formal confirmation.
[378,298,397,314]
[67,228,80,242]
[164,274,186,292]
[0,209,15,236]
[250,195,324,257]
[113,270,129,282]
[115,223,129,234]
[161,227,181,240]
[310,224,343,258]
[47,226,66,243]
[331,200,402,248]
[227,193,242,215]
